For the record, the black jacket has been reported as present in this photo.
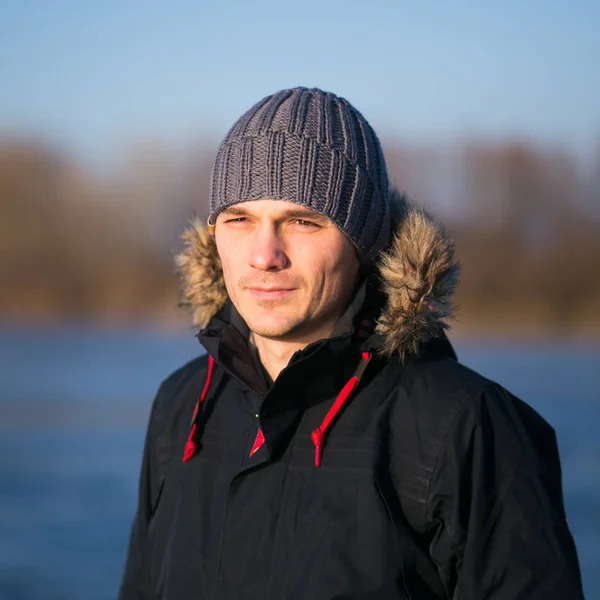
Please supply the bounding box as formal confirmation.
[118,190,583,599]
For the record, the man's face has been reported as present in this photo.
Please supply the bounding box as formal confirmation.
[214,199,360,342]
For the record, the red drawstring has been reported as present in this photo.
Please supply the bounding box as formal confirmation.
[310,352,371,467]
[249,428,265,457]
[182,355,215,462]
[182,351,371,466]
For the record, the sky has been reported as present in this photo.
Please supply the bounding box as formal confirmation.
[1,0,599,166]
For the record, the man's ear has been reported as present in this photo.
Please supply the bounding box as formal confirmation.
[207,217,216,236]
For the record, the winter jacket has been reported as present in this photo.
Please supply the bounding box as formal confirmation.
[118,190,584,600]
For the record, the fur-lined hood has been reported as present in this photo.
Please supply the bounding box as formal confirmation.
[175,187,459,361]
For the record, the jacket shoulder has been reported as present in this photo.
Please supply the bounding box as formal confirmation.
[149,353,210,436]
[383,355,519,511]
[401,353,496,406]
[388,354,501,439]
[385,351,557,501]
[155,354,209,405]
[400,354,554,447]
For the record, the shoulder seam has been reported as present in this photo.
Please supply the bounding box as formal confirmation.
[423,382,497,537]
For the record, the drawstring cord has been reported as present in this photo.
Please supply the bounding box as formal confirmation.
[182,354,215,462]
[249,428,265,457]
[310,352,372,467]
[182,351,372,467]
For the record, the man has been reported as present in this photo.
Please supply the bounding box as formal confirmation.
[118,87,583,599]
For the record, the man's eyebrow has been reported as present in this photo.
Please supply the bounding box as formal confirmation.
[220,205,249,216]
[280,209,328,223]
[219,205,328,223]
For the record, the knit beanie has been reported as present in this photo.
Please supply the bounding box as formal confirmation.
[209,87,391,264]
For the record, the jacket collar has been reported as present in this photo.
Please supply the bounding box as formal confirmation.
[196,279,371,398]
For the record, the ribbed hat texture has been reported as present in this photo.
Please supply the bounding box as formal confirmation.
[209,87,390,262]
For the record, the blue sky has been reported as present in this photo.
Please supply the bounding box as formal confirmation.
[1,0,599,165]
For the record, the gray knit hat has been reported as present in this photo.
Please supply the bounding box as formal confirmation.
[209,87,390,263]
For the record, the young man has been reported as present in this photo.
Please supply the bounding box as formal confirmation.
[118,87,583,599]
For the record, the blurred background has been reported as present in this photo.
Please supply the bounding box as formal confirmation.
[0,1,599,598]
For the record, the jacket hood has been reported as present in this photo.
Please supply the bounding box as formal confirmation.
[175,187,460,361]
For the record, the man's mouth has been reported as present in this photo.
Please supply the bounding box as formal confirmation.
[246,288,296,300]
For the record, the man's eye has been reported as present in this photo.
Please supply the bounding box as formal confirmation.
[294,219,318,228]
[225,217,247,223]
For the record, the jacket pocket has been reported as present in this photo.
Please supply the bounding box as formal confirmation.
[268,467,361,598]
[268,441,401,599]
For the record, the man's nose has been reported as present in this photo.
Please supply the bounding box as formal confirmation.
[248,225,288,271]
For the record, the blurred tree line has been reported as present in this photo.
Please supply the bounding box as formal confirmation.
[1,135,599,336]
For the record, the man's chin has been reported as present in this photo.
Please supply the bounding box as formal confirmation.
[246,323,298,340]
[242,313,302,341]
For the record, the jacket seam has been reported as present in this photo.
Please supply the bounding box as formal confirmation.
[423,383,497,542]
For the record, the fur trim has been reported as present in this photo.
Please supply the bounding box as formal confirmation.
[175,188,459,358]
[375,188,459,359]
[175,217,227,328]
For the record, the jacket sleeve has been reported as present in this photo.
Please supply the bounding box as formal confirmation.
[117,387,163,600]
[427,383,584,599]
